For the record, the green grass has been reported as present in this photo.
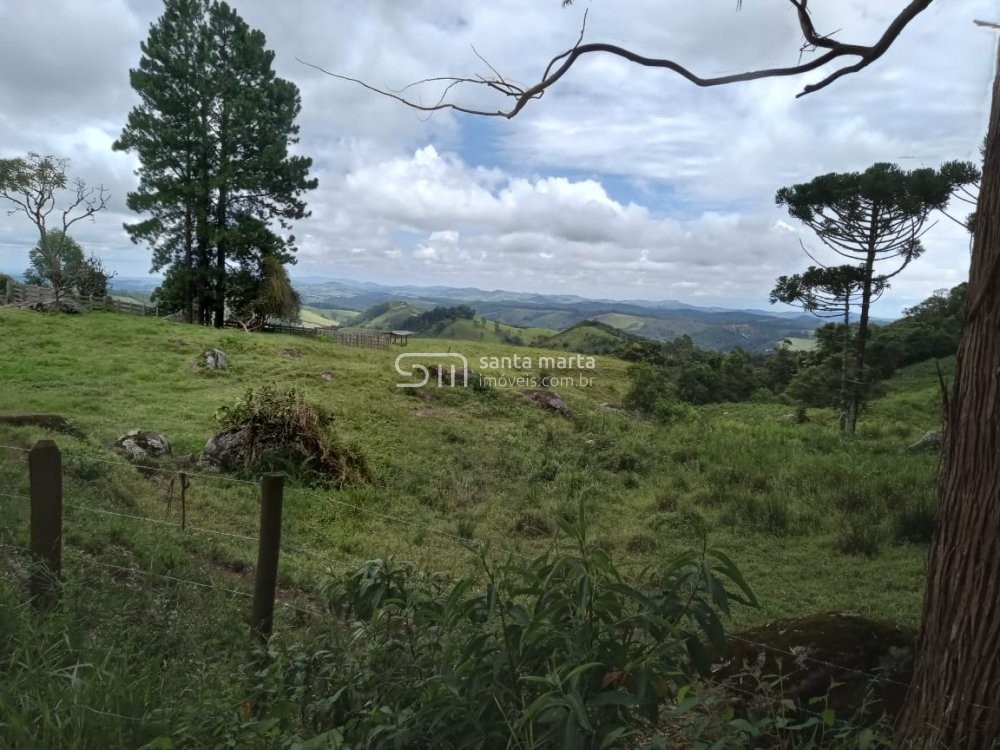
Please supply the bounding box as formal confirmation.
[296,306,340,327]
[0,307,944,745]
[591,312,647,331]
[347,300,427,329]
[783,336,818,351]
[300,305,359,325]
[0,307,942,622]
[542,321,633,355]
[424,316,555,345]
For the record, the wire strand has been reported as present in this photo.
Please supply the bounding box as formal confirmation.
[0,445,259,488]
[73,555,252,598]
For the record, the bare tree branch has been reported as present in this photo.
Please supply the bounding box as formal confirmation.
[301,0,935,119]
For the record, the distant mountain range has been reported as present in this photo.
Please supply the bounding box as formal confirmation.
[109,274,882,352]
[287,278,823,352]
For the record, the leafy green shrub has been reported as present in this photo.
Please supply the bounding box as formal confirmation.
[273,505,757,749]
[215,384,368,486]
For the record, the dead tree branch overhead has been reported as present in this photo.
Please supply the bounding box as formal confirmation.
[300,0,934,119]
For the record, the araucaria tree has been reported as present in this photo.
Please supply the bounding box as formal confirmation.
[115,0,316,326]
[775,163,976,433]
[0,153,110,295]
[770,264,879,430]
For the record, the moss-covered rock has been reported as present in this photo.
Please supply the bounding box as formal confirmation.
[714,612,915,722]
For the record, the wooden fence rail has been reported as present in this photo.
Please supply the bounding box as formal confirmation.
[4,283,400,349]
[221,320,319,338]
[325,329,390,350]
[5,283,159,317]
[9,439,285,637]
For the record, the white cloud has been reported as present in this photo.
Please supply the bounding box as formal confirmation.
[0,0,992,314]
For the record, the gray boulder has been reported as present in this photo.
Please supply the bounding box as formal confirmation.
[199,427,295,472]
[523,389,575,418]
[199,427,253,471]
[906,430,943,453]
[114,430,172,461]
[204,348,228,370]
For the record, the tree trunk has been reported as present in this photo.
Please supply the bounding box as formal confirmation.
[896,43,1000,748]
[845,233,877,434]
[212,90,230,330]
[213,184,227,329]
[184,206,194,325]
[838,303,851,432]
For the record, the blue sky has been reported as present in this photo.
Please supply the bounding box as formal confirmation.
[0,0,993,313]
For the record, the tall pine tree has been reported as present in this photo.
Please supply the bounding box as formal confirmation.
[115,0,316,326]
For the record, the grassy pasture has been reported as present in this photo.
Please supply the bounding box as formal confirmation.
[0,308,942,628]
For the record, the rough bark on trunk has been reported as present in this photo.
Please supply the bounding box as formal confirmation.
[845,222,878,434]
[896,44,1000,748]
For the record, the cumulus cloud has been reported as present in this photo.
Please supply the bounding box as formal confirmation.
[0,0,993,313]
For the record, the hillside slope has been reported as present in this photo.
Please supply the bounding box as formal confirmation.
[344,300,430,329]
[541,320,638,355]
[0,306,942,746]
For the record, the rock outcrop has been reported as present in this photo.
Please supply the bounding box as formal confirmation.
[906,430,942,453]
[523,389,575,418]
[114,430,172,461]
[203,348,228,371]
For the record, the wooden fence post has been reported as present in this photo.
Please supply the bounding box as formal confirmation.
[251,472,285,641]
[29,440,62,607]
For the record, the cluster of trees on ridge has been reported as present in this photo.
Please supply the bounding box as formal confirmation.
[621,282,967,420]
[769,161,978,433]
[0,1,313,330]
[116,0,316,329]
[0,230,114,304]
[399,304,476,332]
[0,155,114,303]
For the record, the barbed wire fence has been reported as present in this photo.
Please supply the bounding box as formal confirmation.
[3,439,995,740]
[0,440,505,632]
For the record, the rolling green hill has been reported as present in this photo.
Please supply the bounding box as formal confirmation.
[0,307,942,746]
[345,300,430,329]
[422,316,555,346]
[541,320,637,355]
[298,305,356,327]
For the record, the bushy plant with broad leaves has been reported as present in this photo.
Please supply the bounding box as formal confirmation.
[258,503,758,749]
